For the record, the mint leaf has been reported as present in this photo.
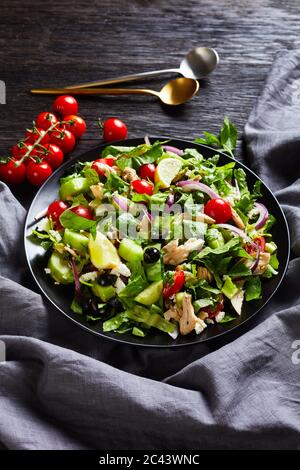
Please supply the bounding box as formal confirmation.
[59,209,97,231]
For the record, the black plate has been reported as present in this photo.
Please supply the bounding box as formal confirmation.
[24,138,290,348]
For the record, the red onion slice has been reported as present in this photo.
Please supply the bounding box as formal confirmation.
[217,223,252,242]
[163,145,184,156]
[70,259,81,299]
[112,194,129,212]
[250,244,261,272]
[166,192,175,207]
[254,202,269,230]
[176,180,220,199]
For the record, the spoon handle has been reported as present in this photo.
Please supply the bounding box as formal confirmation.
[64,68,180,89]
[30,87,158,97]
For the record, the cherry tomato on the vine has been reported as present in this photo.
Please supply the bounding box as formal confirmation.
[131,179,154,196]
[25,128,50,146]
[52,95,79,117]
[11,143,38,165]
[42,143,64,169]
[35,112,58,131]
[71,205,94,220]
[163,270,185,299]
[47,200,69,224]
[0,159,26,185]
[102,117,127,142]
[26,161,52,186]
[138,163,156,181]
[91,157,116,176]
[204,198,232,224]
[64,115,87,139]
[50,128,76,154]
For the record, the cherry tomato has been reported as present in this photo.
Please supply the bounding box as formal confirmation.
[131,179,153,196]
[202,297,224,318]
[0,159,26,185]
[71,205,94,220]
[35,112,58,131]
[50,128,76,154]
[41,143,64,169]
[26,161,52,186]
[47,199,69,224]
[91,157,116,176]
[163,270,185,299]
[138,163,156,181]
[246,236,266,255]
[11,143,38,165]
[204,198,232,224]
[52,95,79,117]
[25,128,50,146]
[64,115,87,139]
[102,118,127,142]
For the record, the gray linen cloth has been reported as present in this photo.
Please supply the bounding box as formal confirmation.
[1,50,300,450]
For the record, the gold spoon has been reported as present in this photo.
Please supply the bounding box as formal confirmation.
[30,78,199,106]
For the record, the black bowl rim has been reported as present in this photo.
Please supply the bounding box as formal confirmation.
[24,137,290,348]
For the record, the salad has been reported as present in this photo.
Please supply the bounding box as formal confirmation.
[31,140,279,340]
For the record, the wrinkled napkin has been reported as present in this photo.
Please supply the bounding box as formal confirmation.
[1,50,300,450]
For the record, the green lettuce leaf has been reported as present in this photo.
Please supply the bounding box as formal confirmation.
[245,276,262,301]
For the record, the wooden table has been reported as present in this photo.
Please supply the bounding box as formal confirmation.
[1,0,299,206]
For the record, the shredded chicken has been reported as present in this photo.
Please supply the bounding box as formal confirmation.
[253,252,271,275]
[94,163,116,177]
[90,182,104,200]
[163,238,204,265]
[197,266,213,283]
[122,166,138,183]
[182,212,215,224]
[64,246,78,258]
[180,293,206,335]
[231,207,245,229]
[138,214,150,233]
[112,165,121,176]
[164,305,182,322]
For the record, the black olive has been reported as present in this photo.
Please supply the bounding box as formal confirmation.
[144,247,160,264]
[105,297,123,316]
[98,272,117,286]
[82,297,99,316]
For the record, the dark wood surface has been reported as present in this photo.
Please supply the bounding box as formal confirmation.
[1,0,300,207]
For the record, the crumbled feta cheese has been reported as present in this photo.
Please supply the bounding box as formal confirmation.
[111,262,131,277]
[194,318,207,334]
[44,268,51,274]
[115,277,126,294]
[215,311,225,323]
[79,271,98,283]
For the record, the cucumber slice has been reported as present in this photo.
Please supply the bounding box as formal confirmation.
[118,238,143,262]
[134,280,163,306]
[47,252,73,284]
[92,283,116,302]
[59,177,90,200]
[63,229,89,253]
[89,232,120,270]
[175,292,185,309]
